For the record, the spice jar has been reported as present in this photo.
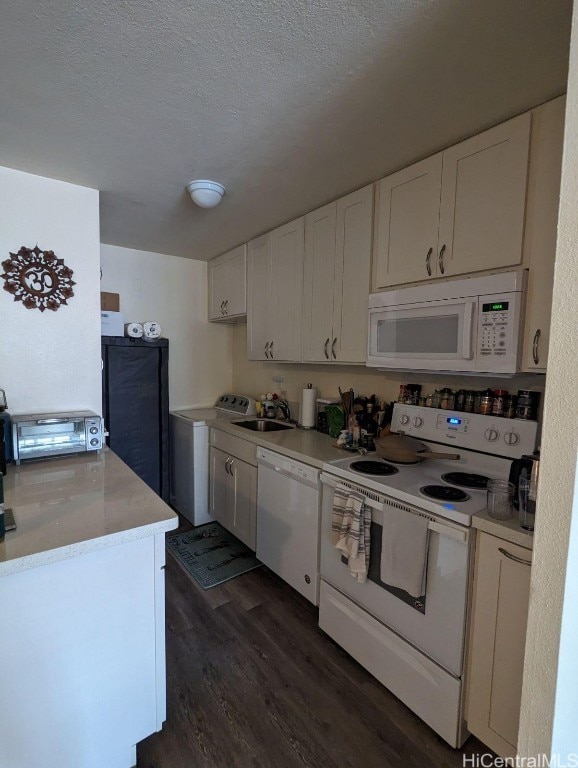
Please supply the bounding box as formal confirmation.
[431,390,441,409]
[454,390,467,411]
[491,389,508,417]
[464,391,476,413]
[479,389,494,415]
[516,390,541,421]
[398,384,408,404]
[440,388,454,409]
[504,394,517,419]
[425,392,434,408]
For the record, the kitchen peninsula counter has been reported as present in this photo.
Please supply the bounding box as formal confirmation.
[0,449,177,768]
[1,448,177,576]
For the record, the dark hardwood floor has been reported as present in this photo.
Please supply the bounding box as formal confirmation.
[138,532,488,768]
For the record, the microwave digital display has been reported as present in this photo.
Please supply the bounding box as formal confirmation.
[482,301,509,312]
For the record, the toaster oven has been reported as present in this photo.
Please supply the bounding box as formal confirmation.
[12,411,104,464]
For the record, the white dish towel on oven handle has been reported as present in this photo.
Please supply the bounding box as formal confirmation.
[380,508,430,598]
[331,485,371,583]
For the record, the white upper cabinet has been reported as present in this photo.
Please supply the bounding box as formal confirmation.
[247,217,304,362]
[303,185,373,363]
[373,155,442,288]
[373,113,531,289]
[438,114,531,277]
[247,233,273,360]
[208,244,247,321]
[520,96,565,371]
[303,203,337,362]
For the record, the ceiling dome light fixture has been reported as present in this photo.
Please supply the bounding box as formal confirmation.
[186,180,225,209]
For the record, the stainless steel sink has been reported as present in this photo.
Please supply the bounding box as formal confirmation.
[233,419,293,432]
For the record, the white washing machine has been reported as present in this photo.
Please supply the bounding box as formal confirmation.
[169,394,256,526]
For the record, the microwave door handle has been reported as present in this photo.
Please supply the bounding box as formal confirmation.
[462,301,476,360]
[36,417,71,424]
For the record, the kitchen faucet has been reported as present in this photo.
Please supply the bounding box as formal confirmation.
[277,399,291,422]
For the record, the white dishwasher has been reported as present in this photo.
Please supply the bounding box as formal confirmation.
[256,447,321,605]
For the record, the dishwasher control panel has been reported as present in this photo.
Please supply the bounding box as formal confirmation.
[256,447,319,484]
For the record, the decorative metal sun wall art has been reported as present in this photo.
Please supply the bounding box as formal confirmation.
[1,245,76,312]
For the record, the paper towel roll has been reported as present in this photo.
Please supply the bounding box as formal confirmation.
[124,322,143,338]
[300,384,317,429]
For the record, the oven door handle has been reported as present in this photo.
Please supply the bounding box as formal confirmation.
[427,520,467,543]
[36,417,71,424]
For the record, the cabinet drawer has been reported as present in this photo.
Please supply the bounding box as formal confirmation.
[210,429,257,466]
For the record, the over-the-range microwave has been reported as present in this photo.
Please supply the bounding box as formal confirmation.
[367,270,527,375]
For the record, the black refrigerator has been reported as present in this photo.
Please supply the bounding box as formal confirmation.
[101,336,169,501]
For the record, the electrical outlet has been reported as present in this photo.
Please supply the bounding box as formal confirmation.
[272,374,284,384]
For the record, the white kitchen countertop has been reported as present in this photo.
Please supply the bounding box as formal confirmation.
[208,419,346,468]
[1,449,178,577]
[472,508,534,550]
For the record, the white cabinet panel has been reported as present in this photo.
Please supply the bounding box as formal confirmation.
[270,218,304,361]
[373,155,442,288]
[247,234,273,360]
[0,536,162,768]
[228,457,257,550]
[439,113,530,277]
[209,446,257,550]
[302,185,373,364]
[333,185,373,362]
[303,204,337,362]
[466,532,532,758]
[521,96,565,371]
[208,244,247,321]
[247,218,304,362]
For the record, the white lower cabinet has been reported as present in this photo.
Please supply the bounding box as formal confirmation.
[466,531,532,757]
[209,441,257,550]
[0,534,167,768]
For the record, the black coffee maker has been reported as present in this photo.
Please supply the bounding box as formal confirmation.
[509,451,540,510]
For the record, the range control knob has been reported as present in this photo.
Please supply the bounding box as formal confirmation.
[504,431,520,446]
[412,417,423,427]
[400,414,410,426]
[231,397,237,404]
[484,428,500,442]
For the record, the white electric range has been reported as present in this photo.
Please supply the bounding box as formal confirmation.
[318,403,538,748]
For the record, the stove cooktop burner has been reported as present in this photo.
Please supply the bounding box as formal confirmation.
[441,472,490,490]
[420,485,471,502]
[350,460,399,477]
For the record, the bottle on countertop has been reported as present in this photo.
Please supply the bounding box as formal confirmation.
[479,389,494,415]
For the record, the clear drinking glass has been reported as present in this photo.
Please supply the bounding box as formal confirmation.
[487,479,514,520]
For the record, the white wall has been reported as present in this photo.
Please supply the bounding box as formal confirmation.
[100,245,233,410]
[0,167,101,414]
[518,3,578,758]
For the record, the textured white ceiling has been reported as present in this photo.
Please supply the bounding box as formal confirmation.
[0,0,572,260]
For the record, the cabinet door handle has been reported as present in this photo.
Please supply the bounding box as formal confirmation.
[438,244,446,275]
[229,459,234,475]
[498,547,531,566]
[324,338,330,359]
[425,247,433,277]
[270,340,274,359]
[332,337,337,359]
[264,341,270,359]
[225,458,231,475]
[532,329,541,365]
